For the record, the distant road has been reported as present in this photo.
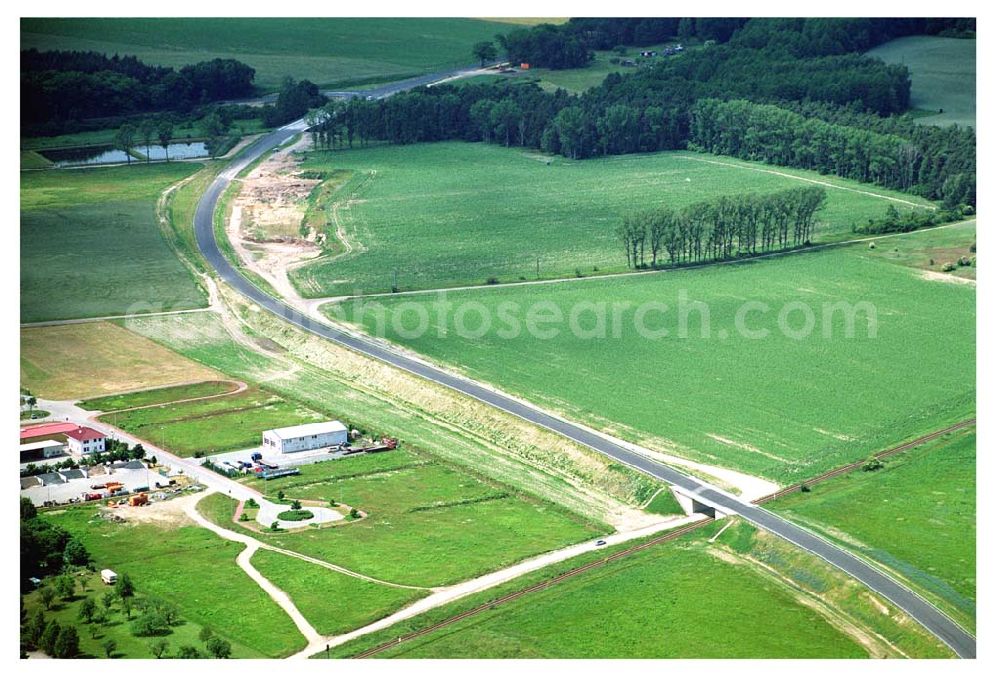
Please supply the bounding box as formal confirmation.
[192,78,976,659]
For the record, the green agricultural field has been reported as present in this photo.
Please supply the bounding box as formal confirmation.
[775,427,976,632]
[79,380,238,412]
[21,163,207,323]
[868,36,976,128]
[333,236,975,483]
[291,142,934,296]
[251,549,427,636]
[225,450,604,587]
[99,385,326,456]
[40,504,305,657]
[21,18,513,91]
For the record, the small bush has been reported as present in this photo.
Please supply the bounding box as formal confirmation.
[486,276,499,285]
[277,509,313,522]
[941,262,956,272]
[861,457,884,472]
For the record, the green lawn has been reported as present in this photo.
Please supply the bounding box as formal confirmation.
[333,235,975,483]
[39,504,305,657]
[868,36,975,128]
[21,163,207,323]
[774,427,976,632]
[98,385,326,456]
[251,549,427,636]
[79,380,236,412]
[21,17,513,91]
[291,142,935,296]
[207,450,605,588]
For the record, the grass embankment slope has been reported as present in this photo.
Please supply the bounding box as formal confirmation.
[202,447,605,588]
[39,504,305,657]
[21,18,513,91]
[325,520,950,658]
[21,163,207,323]
[291,142,934,296]
[20,321,220,400]
[775,426,976,632]
[868,36,975,128]
[336,233,974,484]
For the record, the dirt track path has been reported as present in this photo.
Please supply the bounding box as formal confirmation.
[89,379,248,415]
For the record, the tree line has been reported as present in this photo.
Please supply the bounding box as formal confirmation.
[615,187,827,268]
[478,17,972,71]
[21,49,256,126]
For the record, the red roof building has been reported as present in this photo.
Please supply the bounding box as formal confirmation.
[20,421,79,441]
[64,426,105,442]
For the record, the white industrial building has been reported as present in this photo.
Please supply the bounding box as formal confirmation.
[19,439,66,462]
[262,421,348,453]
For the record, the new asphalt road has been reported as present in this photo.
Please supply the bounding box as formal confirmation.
[193,97,976,659]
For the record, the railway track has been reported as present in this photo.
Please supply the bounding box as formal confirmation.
[351,418,975,658]
[352,517,713,659]
[752,418,976,505]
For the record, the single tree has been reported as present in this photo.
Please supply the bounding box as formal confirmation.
[206,637,232,659]
[78,597,97,623]
[21,496,38,520]
[199,626,214,643]
[25,609,46,648]
[472,41,498,67]
[157,122,174,161]
[54,625,80,658]
[138,118,156,162]
[290,499,302,511]
[102,638,117,658]
[40,620,61,655]
[121,595,134,619]
[54,574,75,600]
[114,123,136,165]
[38,586,56,610]
[149,639,170,658]
[115,572,134,600]
[177,645,202,659]
[101,590,116,611]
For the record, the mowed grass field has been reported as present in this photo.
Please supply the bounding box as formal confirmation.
[868,36,976,128]
[251,549,427,636]
[775,427,976,632]
[21,18,512,91]
[20,321,220,400]
[21,163,207,323]
[291,142,935,296]
[41,504,305,657]
[99,385,326,456]
[216,448,605,588]
[333,234,975,483]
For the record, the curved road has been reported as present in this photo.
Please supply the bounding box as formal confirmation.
[194,112,976,659]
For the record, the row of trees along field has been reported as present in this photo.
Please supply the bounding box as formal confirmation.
[486,17,974,70]
[615,187,826,268]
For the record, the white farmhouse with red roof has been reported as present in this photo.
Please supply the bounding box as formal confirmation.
[62,426,107,455]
